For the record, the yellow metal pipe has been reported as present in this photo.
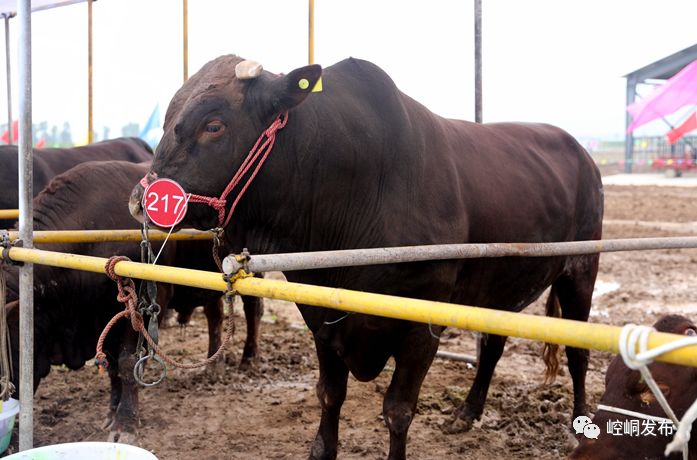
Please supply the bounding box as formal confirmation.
[5,228,213,243]
[1,246,226,292]
[87,0,93,144]
[308,0,314,64]
[231,276,697,368]
[0,209,19,219]
[2,245,697,368]
[182,0,188,82]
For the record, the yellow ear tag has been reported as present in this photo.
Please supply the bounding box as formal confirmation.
[311,76,323,92]
[298,78,310,90]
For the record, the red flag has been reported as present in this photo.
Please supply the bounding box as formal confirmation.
[666,112,697,145]
[0,121,19,144]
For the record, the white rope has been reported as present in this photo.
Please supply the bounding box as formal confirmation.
[152,193,192,265]
[617,324,697,459]
[596,404,675,425]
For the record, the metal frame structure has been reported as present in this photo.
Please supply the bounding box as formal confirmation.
[2,244,697,369]
[16,0,31,449]
[222,236,697,274]
[0,1,488,450]
[623,43,697,173]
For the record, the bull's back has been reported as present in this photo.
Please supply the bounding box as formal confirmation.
[35,138,152,181]
[434,121,603,308]
[288,59,602,309]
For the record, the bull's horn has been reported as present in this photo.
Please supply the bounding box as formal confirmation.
[235,60,263,80]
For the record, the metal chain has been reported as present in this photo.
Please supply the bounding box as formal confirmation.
[0,236,15,401]
[134,221,164,386]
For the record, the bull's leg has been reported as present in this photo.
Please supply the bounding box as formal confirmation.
[241,294,263,365]
[556,257,598,420]
[107,329,139,444]
[241,272,265,365]
[103,364,122,430]
[309,343,349,460]
[449,333,508,432]
[202,296,226,378]
[204,297,223,357]
[383,325,440,460]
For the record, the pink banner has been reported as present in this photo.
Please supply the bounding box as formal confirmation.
[627,59,697,133]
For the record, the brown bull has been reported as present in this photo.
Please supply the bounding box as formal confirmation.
[5,160,262,443]
[129,55,603,459]
[0,137,153,228]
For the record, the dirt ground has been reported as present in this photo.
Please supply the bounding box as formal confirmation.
[7,178,697,459]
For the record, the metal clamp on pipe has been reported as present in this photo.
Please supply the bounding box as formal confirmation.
[0,230,22,266]
[222,248,251,276]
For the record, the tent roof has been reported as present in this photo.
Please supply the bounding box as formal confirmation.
[0,0,88,17]
[625,43,697,82]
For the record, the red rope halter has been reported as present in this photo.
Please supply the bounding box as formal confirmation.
[141,112,289,228]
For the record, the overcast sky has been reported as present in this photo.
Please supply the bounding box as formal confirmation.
[0,0,696,142]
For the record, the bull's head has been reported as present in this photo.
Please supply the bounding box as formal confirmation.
[569,315,697,459]
[129,55,322,230]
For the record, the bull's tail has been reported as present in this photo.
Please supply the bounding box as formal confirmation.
[542,285,562,384]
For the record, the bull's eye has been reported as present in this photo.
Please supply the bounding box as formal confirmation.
[686,328,697,336]
[205,120,225,134]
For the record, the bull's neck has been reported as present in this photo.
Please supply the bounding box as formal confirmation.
[234,100,390,256]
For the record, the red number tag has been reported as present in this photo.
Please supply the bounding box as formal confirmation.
[142,178,188,227]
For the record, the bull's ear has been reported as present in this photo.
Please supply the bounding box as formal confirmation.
[268,64,322,112]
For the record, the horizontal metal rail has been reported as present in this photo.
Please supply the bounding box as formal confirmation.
[222,236,697,274]
[1,245,697,368]
[0,209,19,219]
[5,228,213,243]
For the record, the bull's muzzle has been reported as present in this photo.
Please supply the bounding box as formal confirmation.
[129,183,145,223]
[129,171,159,223]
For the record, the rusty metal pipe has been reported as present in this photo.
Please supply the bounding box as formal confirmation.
[223,236,697,274]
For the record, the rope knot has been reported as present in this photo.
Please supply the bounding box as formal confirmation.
[104,255,132,282]
[618,324,656,369]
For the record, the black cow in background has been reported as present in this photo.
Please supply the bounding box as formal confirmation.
[4,160,263,443]
[0,137,153,228]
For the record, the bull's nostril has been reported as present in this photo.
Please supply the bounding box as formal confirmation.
[128,195,145,222]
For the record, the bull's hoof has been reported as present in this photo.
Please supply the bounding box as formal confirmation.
[308,436,336,460]
[107,428,137,445]
[102,412,115,430]
[442,415,475,434]
[102,416,114,430]
[239,356,257,371]
[204,357,226,382]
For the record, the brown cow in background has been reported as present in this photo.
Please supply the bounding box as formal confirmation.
[0,137,153,228]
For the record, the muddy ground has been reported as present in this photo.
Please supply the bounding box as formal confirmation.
[8,179,697,459]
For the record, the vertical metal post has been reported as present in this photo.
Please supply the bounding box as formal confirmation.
[624,77,636,173]
[474,0,482,123]
[87,0,93,144]
[3,14,12,144]
[308,0,315,64]
[17,0,33,451]
[182,0,188,82]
